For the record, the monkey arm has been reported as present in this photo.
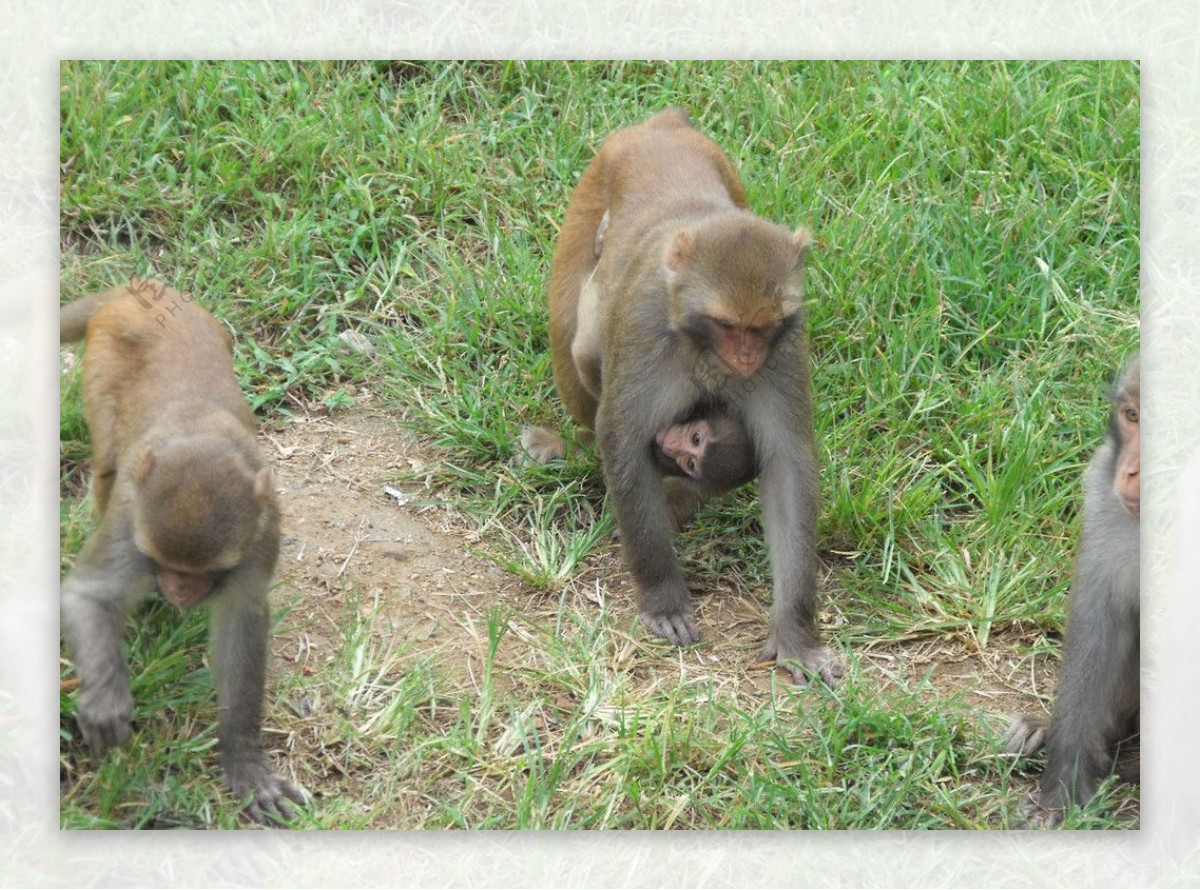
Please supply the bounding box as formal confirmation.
[207,524,305,825]
[745,375,840,685]
[1038,537,1138,812]
[597,386,700,645]
[756,445,837,684]
[60,518,156,751]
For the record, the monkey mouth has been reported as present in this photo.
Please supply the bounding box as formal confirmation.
[156,569,216,609]
[1122,496,1140,517]
[720,354,761,377]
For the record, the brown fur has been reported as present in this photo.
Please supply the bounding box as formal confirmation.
[60,279,305,824]
[526,109,838,683]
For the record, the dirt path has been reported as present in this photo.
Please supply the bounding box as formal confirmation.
[265,407,512,691]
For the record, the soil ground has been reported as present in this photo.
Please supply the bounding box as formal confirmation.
[266,403,1051,721]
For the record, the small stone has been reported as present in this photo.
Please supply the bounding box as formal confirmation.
[337,329,376,355]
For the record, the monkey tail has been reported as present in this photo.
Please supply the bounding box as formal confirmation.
[60,282,145,343]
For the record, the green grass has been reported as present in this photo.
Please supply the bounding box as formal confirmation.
[59,60,1139,829]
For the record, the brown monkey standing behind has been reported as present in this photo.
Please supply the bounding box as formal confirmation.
[524,108,839,684]
[1005,355,1140,825]
[60,279,305,824]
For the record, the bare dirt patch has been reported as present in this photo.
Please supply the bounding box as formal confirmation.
[264,405,515,691]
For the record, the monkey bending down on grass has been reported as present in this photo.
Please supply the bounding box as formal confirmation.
[1004,355,1140,826]
[59,279,306,825]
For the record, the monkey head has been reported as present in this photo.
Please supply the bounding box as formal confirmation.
[665,216,809,378]
[131,438,274,608]
[654,409,757,490]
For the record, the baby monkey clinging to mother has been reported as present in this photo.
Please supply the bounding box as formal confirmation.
[522,108,839,685]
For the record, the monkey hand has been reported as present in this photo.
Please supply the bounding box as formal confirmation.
[1003,713,1049,757]
[76,681,134,752]
[639,603,701,646]
[224,753,308,826]
[761,639,843,687]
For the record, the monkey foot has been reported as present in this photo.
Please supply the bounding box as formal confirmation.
[760,644,843,687]
[517,426,566,465]
[77,688,135,753]
[1014,794,1063,829]
[226,759,309,826]
[78,717,134,753]
[640,609,701,646]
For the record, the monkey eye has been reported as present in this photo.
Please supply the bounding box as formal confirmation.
[1123,406,1139,424]
[685,457,697,474]
[691,431,702,447]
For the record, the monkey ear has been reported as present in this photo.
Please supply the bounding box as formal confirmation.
[663,230,695,282]
[791,227,812,266]
[253,467,274,505]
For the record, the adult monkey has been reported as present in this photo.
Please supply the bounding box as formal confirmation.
[1005,355,1140,825]
[524,108,839,684]
[523,176,758,504]
[525,203,757,510]
[60,279,306,824]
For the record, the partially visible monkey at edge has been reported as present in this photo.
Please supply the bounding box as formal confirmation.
[1004,354,1140,826]
[522,107,839,684]
[59,279,306,825]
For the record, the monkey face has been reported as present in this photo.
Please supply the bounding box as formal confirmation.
[1114,400,1140,516]
[1110,357,1140,518]
[656,420,710,479]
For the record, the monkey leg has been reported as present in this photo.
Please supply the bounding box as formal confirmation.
[601,423,701,645]
[663,477,707,530]
[627,504,700,645]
